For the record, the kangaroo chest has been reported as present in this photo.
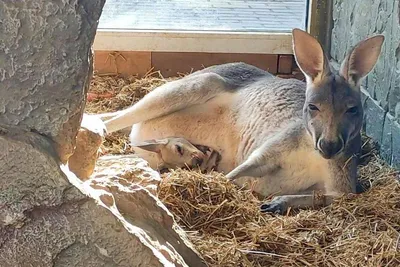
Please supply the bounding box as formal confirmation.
[235,147,333,197]
[278,147,332,192]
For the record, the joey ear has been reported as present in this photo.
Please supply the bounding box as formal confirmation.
[132,139,169,153]
[292,28,331,84]
[340,35,384,87]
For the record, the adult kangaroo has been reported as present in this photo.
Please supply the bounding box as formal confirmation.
[102,29,384,214]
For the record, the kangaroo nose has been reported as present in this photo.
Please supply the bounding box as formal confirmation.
[193,156,203,166]
[317,139,344,159]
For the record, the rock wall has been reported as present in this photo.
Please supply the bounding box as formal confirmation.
[0,131,205,267]
[0,1,206,266]
[331,0,400,168]
[0,0,104,162]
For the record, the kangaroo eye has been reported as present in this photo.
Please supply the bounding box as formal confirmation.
[308,104,319,111]
[346,106,358,114]
[176,145,184,155]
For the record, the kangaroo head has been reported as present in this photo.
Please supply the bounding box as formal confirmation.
[133,137,206,169]
[292,28,384,159]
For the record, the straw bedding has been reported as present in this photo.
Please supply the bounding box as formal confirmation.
[86,72,400,267]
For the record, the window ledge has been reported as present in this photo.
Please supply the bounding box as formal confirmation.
[94,30,293,54]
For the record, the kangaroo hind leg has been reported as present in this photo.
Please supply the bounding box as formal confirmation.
[104,72,229,133]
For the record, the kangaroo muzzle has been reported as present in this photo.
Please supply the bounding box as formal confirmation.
[317,137,344,159]
[191,152,205,167]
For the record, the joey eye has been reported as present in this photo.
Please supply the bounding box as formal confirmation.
[346,106,358,114]
[176,145,184,155]
[308,104,319,111]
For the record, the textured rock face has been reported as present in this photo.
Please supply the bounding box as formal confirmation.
[0,0,104,162]
[86,155,206,267]
[0,132,205,267]
[331,0,400,168]
[69,114,106,180]
[0,1,205,266]
[93,155,162,195]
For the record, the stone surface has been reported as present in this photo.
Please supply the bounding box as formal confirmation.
[0,0,105,163]
[93,155,162,195]
[331,0,400,168]
[380,112,400,168]
[0,1,206,266]
[381,113,394,163]
[363,97,386,145]
[86,157,206,267]
[68,114,106,180]
[0,130,206,267]
[391,120,400,168]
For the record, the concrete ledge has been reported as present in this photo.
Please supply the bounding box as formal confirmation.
[93,30,293,54]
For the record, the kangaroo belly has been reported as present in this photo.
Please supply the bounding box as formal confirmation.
[130,95,239,172]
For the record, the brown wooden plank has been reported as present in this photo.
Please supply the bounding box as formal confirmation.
[151,52,278,77]
[94,51,151,76]
[278,54,293,74]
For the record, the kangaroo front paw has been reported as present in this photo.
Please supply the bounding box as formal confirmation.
[225,172,237,181]
[260,196,289,215]
[194,144,211,154]
[201,150,221,173]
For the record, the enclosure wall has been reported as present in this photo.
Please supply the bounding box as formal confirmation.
[331,0,400,168]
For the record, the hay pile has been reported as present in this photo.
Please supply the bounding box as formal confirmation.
[158,157,400,266]
[87,73,400,267]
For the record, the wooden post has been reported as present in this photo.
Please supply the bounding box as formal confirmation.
[307,0,333,58]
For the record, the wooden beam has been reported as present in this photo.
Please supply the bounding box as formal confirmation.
[94,51,151,76]
[307,0,333,58]
[151,52,278,78]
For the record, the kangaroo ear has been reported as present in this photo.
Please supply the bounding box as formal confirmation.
[340,35,384,87]
[292,28,331,84]
[132,139,169,153]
